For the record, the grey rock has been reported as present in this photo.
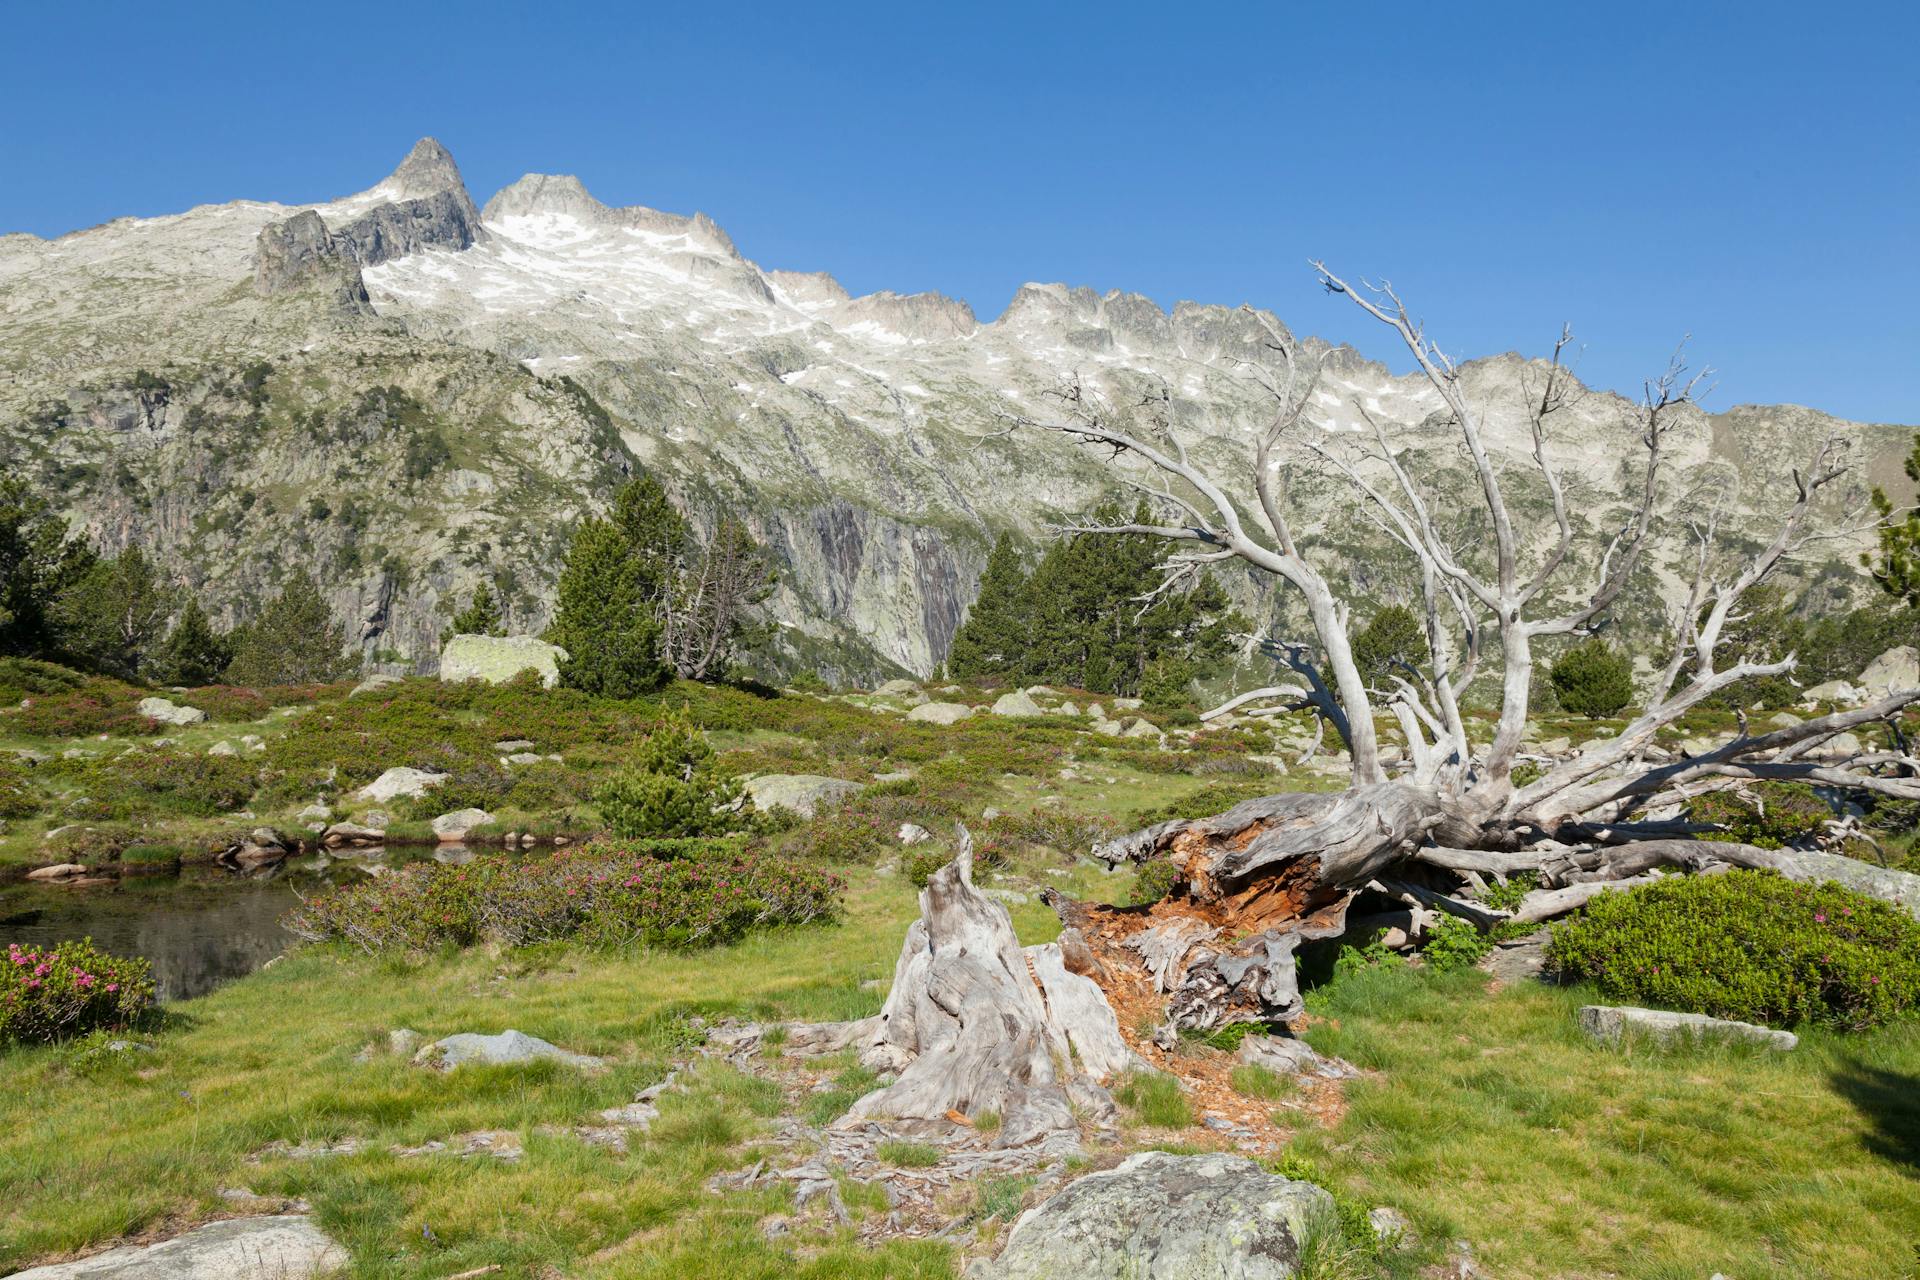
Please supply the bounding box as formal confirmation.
[990,689,1044,717]
[974,1151,1331,1279]
[1858,645,1919,695]
[494,739,535,751]
[321,821,385,848]
[743,773,864,818]
[897,822,932,845]
[1578,1004,1798,1051]
[415,1028,604,1070]
[1368,1206,1413,1247]
[206,740,237,757]
[135,696,206,726]
[354,767,447,804]
[6,1215,346,1279]
[906,701,973,725]
[349,672,403,697]
[1239,1034,1359,1079]
[439,634,567,689]
[874,678,920,696]
[388,1028,423,1057]
[25,863,89,882]
[430,807,494,840]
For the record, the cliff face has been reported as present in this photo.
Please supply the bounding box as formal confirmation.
[1,139,1910,681]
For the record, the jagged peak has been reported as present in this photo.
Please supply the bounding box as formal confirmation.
[768,270,852,307]
[385,137,468,201]
[481,173,609,222]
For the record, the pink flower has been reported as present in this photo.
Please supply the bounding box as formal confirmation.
[1815,913,1827,924]
[105,983,119,993]
[76,973,95,989]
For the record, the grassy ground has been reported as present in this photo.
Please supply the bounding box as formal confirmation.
[3,863,1916,1277]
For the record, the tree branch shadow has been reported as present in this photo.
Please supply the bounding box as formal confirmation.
[1830,1061,1920,1173]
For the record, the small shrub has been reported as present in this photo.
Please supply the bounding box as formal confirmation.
[904,847,948,887]
[1480,870,1538,913]
[595,710,748,838]
[1127,859,1182,906]
[118,843,183,869]
[0,756,39,819]
[1129,779,1279,827]
[1687,781,1831,849]
[2,940,155,1044]
[78,750,258,818]
[1548,639,1633,719]
[1114,1070,1193,1128]
[1545,870,1920,1030]
[972,1173,1033,1222]
[1420,914,1493,973]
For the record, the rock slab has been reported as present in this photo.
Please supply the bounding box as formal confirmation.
[8,1215,347,1279]
[970,1150,1331,1279]
[906,701,974,725]
[136,696,206,726]
[416,1029,604,1070]
[354,767,447,804]
[439,634,568,689]
[743,773,864,818]
[1578,1005,1798,1051]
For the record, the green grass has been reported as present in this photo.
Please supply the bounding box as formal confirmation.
[1229,1064,1297,1101]
[874,1140,941,1169]
[1289,959,1920,1280]
[1113,1070,1194,1129]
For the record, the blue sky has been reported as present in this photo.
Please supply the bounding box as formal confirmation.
[4,1,1915,422]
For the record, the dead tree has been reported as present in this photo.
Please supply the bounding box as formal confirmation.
[792,267,1920,1146]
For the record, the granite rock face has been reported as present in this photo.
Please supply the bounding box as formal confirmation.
[970,1151,1332,1279]
[7,1215,347,1279]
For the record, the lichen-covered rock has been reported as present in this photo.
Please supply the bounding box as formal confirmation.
[8,1214,347,1279]
[431,807,494,840]
[439,634,567,689]
[906,701,973,725]
[1858,645,1920,695]
[990,689,1044,717]
[136,696,206,726]
[874,678,920,696]
[743,774,865,818]
[1578,1004,1798,1050]
[971,1151,1332,1279]
[355,767,447,804]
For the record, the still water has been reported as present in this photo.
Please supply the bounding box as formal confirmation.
[0,848,466,1001]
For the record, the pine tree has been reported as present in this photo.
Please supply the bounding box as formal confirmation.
[613,473,689,610]
[51,545,174,680]
[1550,638,1634,719]
[946,533,1031,679]
[1349,605,1431,689]
[451,580,505,636]
[1866,431,1920,615]
[546,515,669,697]
[224,573,356,687]
[152,597,232,687]
[0,474,95,658]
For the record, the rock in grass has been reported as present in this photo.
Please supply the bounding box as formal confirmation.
[135,695,206,726]
[970,1151,1331,1279]
[906,701,973,725]
[26,863,89,882]
[1577,1005,1798,1051]
[438,633,568,689]
[1238,1034,1359,1079]
[415,1029,604,1071]
[6,1214,346,1279]
[990,689,1044,717]
[430,807,494,840]
[874,678,920,696]
[354,766,447,804]
[744,774,865,818]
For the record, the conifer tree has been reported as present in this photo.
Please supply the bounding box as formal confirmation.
[153,597,232,686]
[451,580,505,636]
[1866,431,1920,616]
[946,533,1030,679]
[224,573,356,686]
[51,545,173,680]
[546,514,669,697]
[0,474,95,658]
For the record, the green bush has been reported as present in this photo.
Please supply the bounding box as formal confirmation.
[1420,914,1493,972]
[1127,859,1182,906]
[1129,779,1278,827]
[2,939,155,1044]
[118,843,183,869]
[0,756,39,819]
[904,847,948,887]
[1687,782,1831,849]
[1113,1069,1193,1128]
[596,709,748,838]
[1546,870,1920,1029]
[1549,639,1634,719]
[283,843,841,953]
[76,750,258,818]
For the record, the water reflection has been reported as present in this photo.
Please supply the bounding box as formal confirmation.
[0,848,450,1001]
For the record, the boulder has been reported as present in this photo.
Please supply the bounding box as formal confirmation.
[206,740,237,757]
[431,808,494,841]
[7,1214,347,1279]
[1858,645,1920,695]
[906,701,973,725]
[1238,1034,1359,1079]
[874,678,920,696]
[1090,719,1126,737]
[1801,678,1861,705]
[990,689,1045,717]
[321,821,385,848]
[26,863,88,882]
[1768,712,1803,729]
[136,696,206,726]
[1813,731,1864,759]
[415,1028,604,1071]
[349,672,403,698]
[438,634,567,689]
[354,767,447,804]
[1120,717,1162,740]
[744,773,864,818]
[1054,700,1081,717]
[897,822,932,846]
[1577,1004,1797,1051]
[970,1151,1331,1280]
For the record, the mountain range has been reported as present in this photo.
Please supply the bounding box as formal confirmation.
[2,139,1909,680]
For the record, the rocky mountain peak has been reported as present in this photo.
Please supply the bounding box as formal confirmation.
[385,137,469,201]
[481,173,608,222]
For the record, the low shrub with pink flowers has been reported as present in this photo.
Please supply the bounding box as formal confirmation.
[1546,869,1920,1030]
[1,940,155,1045]
[282,841,843,953]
